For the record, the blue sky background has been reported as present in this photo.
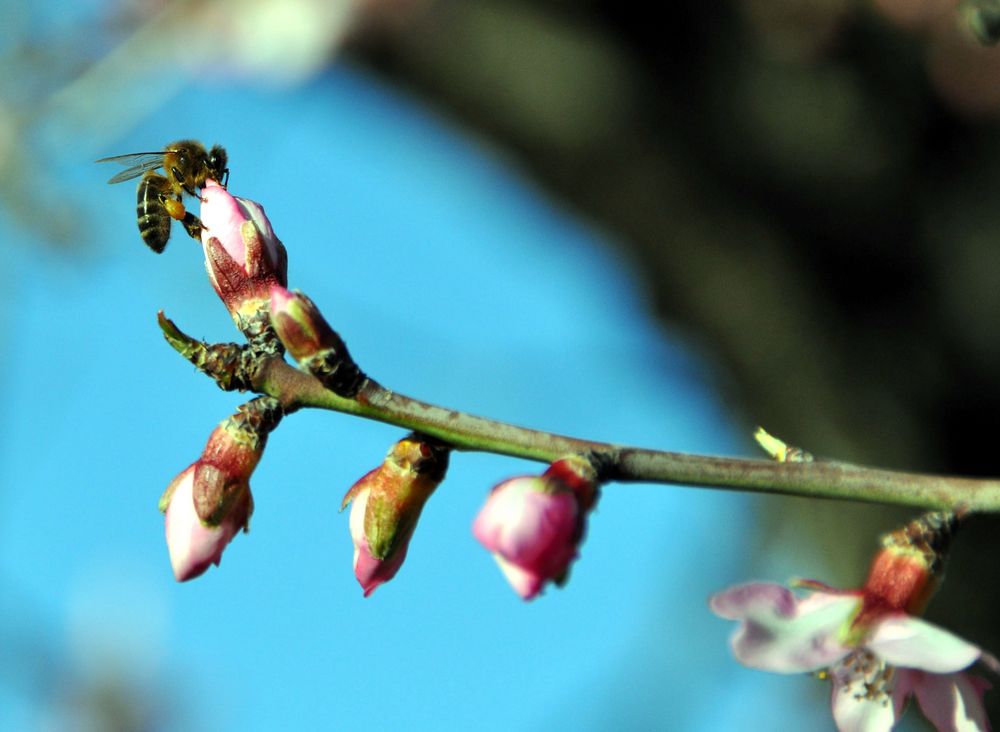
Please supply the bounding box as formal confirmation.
[0,65,849,730]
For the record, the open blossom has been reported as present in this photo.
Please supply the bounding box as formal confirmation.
[199,180,288,321]
[710,513,995,732]
[342,435,450,597]
[473,456,599,600]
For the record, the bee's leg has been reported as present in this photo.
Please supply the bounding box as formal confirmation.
[180,211,204,241]
[160,195,204,241]
[161,196,187,222]
[171,167,199,198]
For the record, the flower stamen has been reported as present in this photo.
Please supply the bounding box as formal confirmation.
[839,649,895,706]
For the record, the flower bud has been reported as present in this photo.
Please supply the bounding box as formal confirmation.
[269,286,365,397]
[200,180,288,323]
[856,511,959,625]
[158,397,283,581]
[473,455,599,600]
[161,463,252,582]
[341,435,450,597]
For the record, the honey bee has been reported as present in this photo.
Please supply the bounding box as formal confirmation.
[97,140,228,253]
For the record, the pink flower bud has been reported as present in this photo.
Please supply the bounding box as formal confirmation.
[473,456,599,600]
[268,285,335,360]
[161,464,251,581]
[342,436,450,597]
[158,398,281,582]
[268,285,366,397]
[347,484,412,597]
[200,181,288,322]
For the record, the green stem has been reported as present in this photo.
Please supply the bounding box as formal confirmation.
[253,357,1000,512]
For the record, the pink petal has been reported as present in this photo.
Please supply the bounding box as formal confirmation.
[867,616,982,673]
[709,582,859,673]
[493,554,544,600]
[353,538,409,598]
[163,466,238,581]
[348,487,369,572]
[346,486,410,597]
[710,582,799,620]
[830,663,904,732]
[473,478,544,555]
[473,476,581,599]
[912,671,991,732]
[237,197,281,265]
[269,284,295,313]
[473,477,577,566]
[199,181,247,267]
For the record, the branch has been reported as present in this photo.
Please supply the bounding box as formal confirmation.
[159,181,1000,515]
[252,354,1000,512]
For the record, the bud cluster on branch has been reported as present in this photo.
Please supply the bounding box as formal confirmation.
[153,178,604,600]
[111,163,999,731]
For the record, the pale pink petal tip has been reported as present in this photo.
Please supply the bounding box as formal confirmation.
[709,582,798,620]
[710,582,858,674]
[830,668,902,732]
[269,284,295,312]
[163,468,238,582]
[867,615,984,674]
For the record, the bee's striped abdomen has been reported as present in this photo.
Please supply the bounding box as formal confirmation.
[136,173,172,253]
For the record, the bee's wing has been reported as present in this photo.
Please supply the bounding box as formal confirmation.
[95,152,166,184]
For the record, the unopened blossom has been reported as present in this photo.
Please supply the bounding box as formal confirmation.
[161,463,251,581]
[473,455,599,600]
[159,398,282,581]
[199,180,287,322]
[269,285,366,398]
[710,512,995,732]
[342,435,450,597]
[346,485,408,597]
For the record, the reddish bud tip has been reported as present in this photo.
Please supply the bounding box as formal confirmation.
[268,286,338,361]
[269,285,366,397]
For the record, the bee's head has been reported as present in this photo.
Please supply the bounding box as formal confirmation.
[209,145,229,187]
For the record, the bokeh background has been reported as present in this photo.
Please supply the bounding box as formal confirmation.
[3,1,1000,730]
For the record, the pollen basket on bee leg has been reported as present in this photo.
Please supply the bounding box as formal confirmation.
[163,199,187,221]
